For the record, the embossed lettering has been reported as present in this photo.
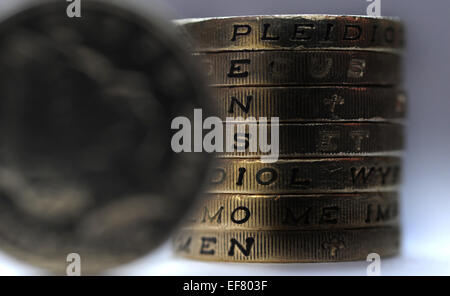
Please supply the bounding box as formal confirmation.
[201,206,225,224]
[228,238,255,256]
[324,94,344,114]
[291,24,315,40]
[231,24,252,41]
[320,207,339,224]
[365,202,398,223]
[343,25,362,40]
[290,168,312,187]
[384,27,395,43]
[228,59,250,78]
[228,95,253,114]
[256,168,278,185]
[351,166,376,184]
[324,23,335,41]
[317,130,340,152]
[210,168,226,184]
[376,203,397,221]
[236,167,246,186]
[261,24,280,40]
[231,206,251,224]
[234,132,251,150]
[282,207,311,225]
[347,58,366,78]
[322,237,345,256]
[176,236,191,253]
[351,166,399,185]
[350,130,370,152]
[200,237,217,255]
[310,57,333,78]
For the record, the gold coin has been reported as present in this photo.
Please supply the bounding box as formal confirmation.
[207,157,401,194]
[176,15,404,51]
[173,226,400,262]
[212,86,405,122]
[196,50,401,86]
[185,192,399,230]
[218,122,403,157]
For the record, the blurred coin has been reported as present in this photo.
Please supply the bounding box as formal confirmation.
[176,15,404,51]
[0,0,209,273]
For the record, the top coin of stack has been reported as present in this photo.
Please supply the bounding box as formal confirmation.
[174,15,404,262]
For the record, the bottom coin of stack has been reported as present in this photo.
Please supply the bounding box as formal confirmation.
[174,193,400,262]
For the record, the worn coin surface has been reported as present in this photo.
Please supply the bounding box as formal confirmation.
[198,51,401,86]
[173,226,400,262]
[0,0,209,273]
[218,122,404,158]
[207,157,401,193]
[185,192,399,230]
[176,15,404,51]
[213,86,405,122]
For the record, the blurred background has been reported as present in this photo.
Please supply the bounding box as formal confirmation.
[0,0,449,275]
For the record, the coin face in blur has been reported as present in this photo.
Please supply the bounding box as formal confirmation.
[0,0,209,273]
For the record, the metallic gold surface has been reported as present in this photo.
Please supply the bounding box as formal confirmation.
[185,192,399,229]
[212,86,405,122]
[219,122,404,157]
[173,14,405,264]
[173,226,400,262]
[207,157,401,194]
[176,15,404,51]
[198,51,401,86]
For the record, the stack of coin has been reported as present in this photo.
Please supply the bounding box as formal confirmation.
[174,15,404,262]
